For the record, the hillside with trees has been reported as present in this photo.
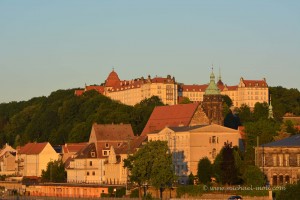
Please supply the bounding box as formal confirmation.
[0,86,299,148]
[0,89,163,147]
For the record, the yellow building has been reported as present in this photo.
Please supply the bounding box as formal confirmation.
[66,123,145,185]
[17,142,59,177]
[76,69,268,108]
[75,70,178,106]
[180,75,268,108]
[148,124,241,184]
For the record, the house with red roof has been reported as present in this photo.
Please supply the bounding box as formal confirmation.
[66,123,145,184]
[141,102,210,136]
[17,142,59,177]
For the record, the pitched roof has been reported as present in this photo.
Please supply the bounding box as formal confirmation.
[168,125,204,132]
[63,142,88,154]
[18,142,49,154]
[141,103,200,135]
[261,134,300,147]
[75,143,97,159]
[180,84,208,92]
[190,124,239,133]
[115,135,147,154]
[85,85,105,94]
[240,78,268,88]
[91,123,135,141]
[105,70,121,87]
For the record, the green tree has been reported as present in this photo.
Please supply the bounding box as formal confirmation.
[242,165,265,187]
[213,145,243,185]
[253,102,269,121]
[188,172,195,185]
[197,157,212,184]
[244,119,280,165]
[277,181,300,200]
[237,104,252,123]
[124,140,176,198]
[222,95,233,107]
[179,97,192,104]
[41,160,66,183]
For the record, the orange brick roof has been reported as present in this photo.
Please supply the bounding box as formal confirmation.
[141,103,200,135]
[18,142,49,155]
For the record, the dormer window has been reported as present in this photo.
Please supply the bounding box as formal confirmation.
[91,152,95,157]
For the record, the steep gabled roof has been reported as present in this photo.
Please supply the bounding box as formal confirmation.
[262,134,300,147]
[105,70,121,87]
[115,135,147,154]
[141,103,200,135]
[75,143,97,159]
[91,123,135,141]
[18,142,49,155]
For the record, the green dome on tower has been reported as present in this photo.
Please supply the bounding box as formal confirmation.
[205,69,220,95]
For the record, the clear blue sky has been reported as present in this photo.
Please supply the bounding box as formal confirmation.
[1,0,299,103]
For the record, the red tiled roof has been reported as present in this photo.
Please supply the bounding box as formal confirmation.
[91,123,135,141]
[141,103,200,135]
[85,85,105,94]
[105,70,121,87]
[74,89,84,96]
[63,143,87,154]
[18,142,49,155]
[115,135,147,154]
[181,84,208,92]
[151,77,174,83]
[242,79,268,87]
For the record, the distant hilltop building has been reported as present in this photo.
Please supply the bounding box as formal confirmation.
[75,69,178,106]
[75,68,269,108]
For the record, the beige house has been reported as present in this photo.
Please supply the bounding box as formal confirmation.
[148,124,241,183]
[256,134,300,185]
[66,123,145,185]
[17,142,59,177]
[0,143,16,175]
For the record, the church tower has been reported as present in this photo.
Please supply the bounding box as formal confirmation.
[268,95,274,119]
[202,68,224,125]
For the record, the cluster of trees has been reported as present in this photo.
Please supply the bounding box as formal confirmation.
[124,140,176,199]
[0,89,163,147]
[196,144,265,187]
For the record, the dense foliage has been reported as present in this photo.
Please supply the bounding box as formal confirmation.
[41,160,67,183]
[124,140,176,197]
[0,89,163,147]
[197,157,212,184]
[276,181,300,200]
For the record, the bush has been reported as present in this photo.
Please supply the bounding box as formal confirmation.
[130,188,139,198]
[176,185,205,198]
[277,182,300,200]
